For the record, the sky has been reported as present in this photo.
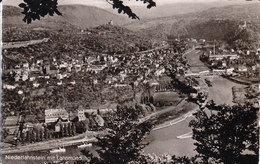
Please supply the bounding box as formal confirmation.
[2,0,251,8]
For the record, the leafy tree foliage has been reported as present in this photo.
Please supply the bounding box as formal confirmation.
[141,154,200,164]
[189,102,259,164]
[15,0,156,23]
[108,0,155,19]
[167,71,197,95]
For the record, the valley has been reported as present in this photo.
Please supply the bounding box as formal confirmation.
[1,1,259,164]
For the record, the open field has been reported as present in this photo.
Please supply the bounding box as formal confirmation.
[153,92,182,106]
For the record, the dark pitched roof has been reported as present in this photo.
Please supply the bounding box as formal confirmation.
[3,116,19,127]
[54,117,69,124]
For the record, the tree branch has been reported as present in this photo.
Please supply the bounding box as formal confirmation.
[106,0,113,5]
[18,0,156,23]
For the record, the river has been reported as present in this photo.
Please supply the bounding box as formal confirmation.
[143,48,245,157]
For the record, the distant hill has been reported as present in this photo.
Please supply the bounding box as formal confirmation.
[3,23,154,56]
[108,2,246,19]
[2,6,23,17]
[3,3,260,49]
[2,5,128,29]
[2,4,157,54]
[123,3,260,48]
[124,3,260,31]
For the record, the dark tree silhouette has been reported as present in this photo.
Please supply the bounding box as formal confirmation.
[189,102,259,164]
[3,0,157,23]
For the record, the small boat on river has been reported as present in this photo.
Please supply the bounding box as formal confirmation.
[77,143,92,149]
[50,147,66,153]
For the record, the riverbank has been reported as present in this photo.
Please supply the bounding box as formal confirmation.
[148,101,198,127]
[1,130,107,155]
[142,99,198,157]
[138,97,197,125]
[152,105,198,131]
[222,75,258,85]
[143,112,196,158]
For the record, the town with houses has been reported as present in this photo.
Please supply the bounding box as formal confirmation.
[1,10,259,162]
[1,24,191,149]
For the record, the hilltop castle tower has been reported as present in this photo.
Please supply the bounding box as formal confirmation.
[239,21,247,29]
[108,20,113,25]
[243,21,247,28]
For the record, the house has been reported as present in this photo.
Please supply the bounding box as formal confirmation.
[87,56,98,64]
[226,68,235,75]
[22,73,29,81]
[93,79,98,85]
[113,83,128,87]
[59,62,69,69]
[3,85,16,90]
[75,64,82,72]
[22,122,34,133]
[57,74,64,80]
[29,76,36,81]
[222,61,227,67]
[45,109,69,123]
[87,66,104,73]
[54,118,71,132]
[23,63,29,70]
[94,114,104,127]
[78,109,86,121]
[42,64,50,75]
[57,81,63,85]
[70,81,76,85]
[252,65,257,71]
[238,65,248,72]
[3,116,19,128]
[149,79,159,87]
[155,67,165,77]
[105,76,113,84]
[49,65,58,75]
[3,116,20,142]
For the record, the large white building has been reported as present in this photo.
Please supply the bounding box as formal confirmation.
[78,109,87,121]
[45,108,69,123]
